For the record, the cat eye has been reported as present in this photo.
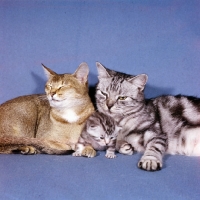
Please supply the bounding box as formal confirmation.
[47,84,52,88]
[58,86,64,90]
[101,91,108,97]
[90,125,96,129]
[100,136,104,139]
[118,96,127,100]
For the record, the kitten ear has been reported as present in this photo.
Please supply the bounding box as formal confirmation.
[96,62,111,79]
[42,63,57,79]
[87,118,99,130]
[73,62,89,84]
[129,74,148,91]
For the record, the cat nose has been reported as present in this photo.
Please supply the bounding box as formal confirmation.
[107,100,114,109]
[50,91,56,97]
[105,139,110,145]
[107,104,113,109]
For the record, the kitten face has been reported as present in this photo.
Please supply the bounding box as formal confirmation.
[95,62,148,117]
[87,124,117,147]
[86,112,120,147]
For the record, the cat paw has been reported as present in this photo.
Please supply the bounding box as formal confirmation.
[19,146,37,155]
[138,157,162,171]
[119,143,134,155]
[105,153,116,159]
[82,146,96,158]
[72,151,82,157]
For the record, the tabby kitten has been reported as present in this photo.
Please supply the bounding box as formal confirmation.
[96,62,200,171]
[73,112,121,158]
[0,63,94,154]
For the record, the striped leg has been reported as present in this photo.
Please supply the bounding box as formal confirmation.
[138,130,167,171]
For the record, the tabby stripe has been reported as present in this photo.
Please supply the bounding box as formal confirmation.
[155,141,166,147]
[150,146,163,155]
[147,137,166,145]
[146,137,157,145]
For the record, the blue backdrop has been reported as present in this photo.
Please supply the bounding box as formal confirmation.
[0,1,200,200]
[1,0,200,103]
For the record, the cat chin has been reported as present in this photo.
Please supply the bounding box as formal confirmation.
[99,108,115,117]
[105,108,120,115]
[49,99,68,108]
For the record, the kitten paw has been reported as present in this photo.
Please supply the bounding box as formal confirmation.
[119,143,134,155]
[82,146,96,158]
[138,157,162,171]
[105,153,116,159]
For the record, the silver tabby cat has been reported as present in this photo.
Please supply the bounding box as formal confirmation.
[73,112,121,158]
[96,62,200,171]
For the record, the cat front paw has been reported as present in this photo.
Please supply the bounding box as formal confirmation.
[105,152,116,159]
[72,151,82,157]
[82,146,96,158]
[119,142,134,155]
[18,146,37,155]
[138,157,162,171]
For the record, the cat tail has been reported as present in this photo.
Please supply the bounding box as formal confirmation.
[0,136,74,155]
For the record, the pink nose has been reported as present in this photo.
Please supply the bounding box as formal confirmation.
[50,92,56,97]
[106,100,114,109]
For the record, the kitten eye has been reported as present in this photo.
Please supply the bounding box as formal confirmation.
[100,136,104,139]
[89,125,97,129]
[118,96,127,100]
[110,137,114,140]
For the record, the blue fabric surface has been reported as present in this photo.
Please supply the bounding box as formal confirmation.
[0,153,200,200]
[0,0,200,199]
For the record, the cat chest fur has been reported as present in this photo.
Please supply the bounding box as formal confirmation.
[61,109,80,123]
[51,108,80,123]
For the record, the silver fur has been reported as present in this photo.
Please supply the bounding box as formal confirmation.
[96,62,200,171]
[73,112,121,158]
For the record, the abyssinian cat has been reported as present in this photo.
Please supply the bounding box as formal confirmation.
[73,112,121,158]
[96,62,200,171]
[0,62,94,154]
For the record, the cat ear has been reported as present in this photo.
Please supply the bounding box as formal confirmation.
[96,62,111,79]
[42,63,57,79]
[129,74,148,91]
[115,125,122,132]
[73,62,89,84]
[87,119,99,130]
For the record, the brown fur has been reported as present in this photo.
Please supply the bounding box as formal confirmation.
[0,63,94,154]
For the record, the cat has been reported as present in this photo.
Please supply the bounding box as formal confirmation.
[95,62,200,171]
[0,62,94,154]
[72,112,121,158]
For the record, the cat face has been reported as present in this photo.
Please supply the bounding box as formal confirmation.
[95,62,148,118]
[86,112,121,147]
[42,63,89,108]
